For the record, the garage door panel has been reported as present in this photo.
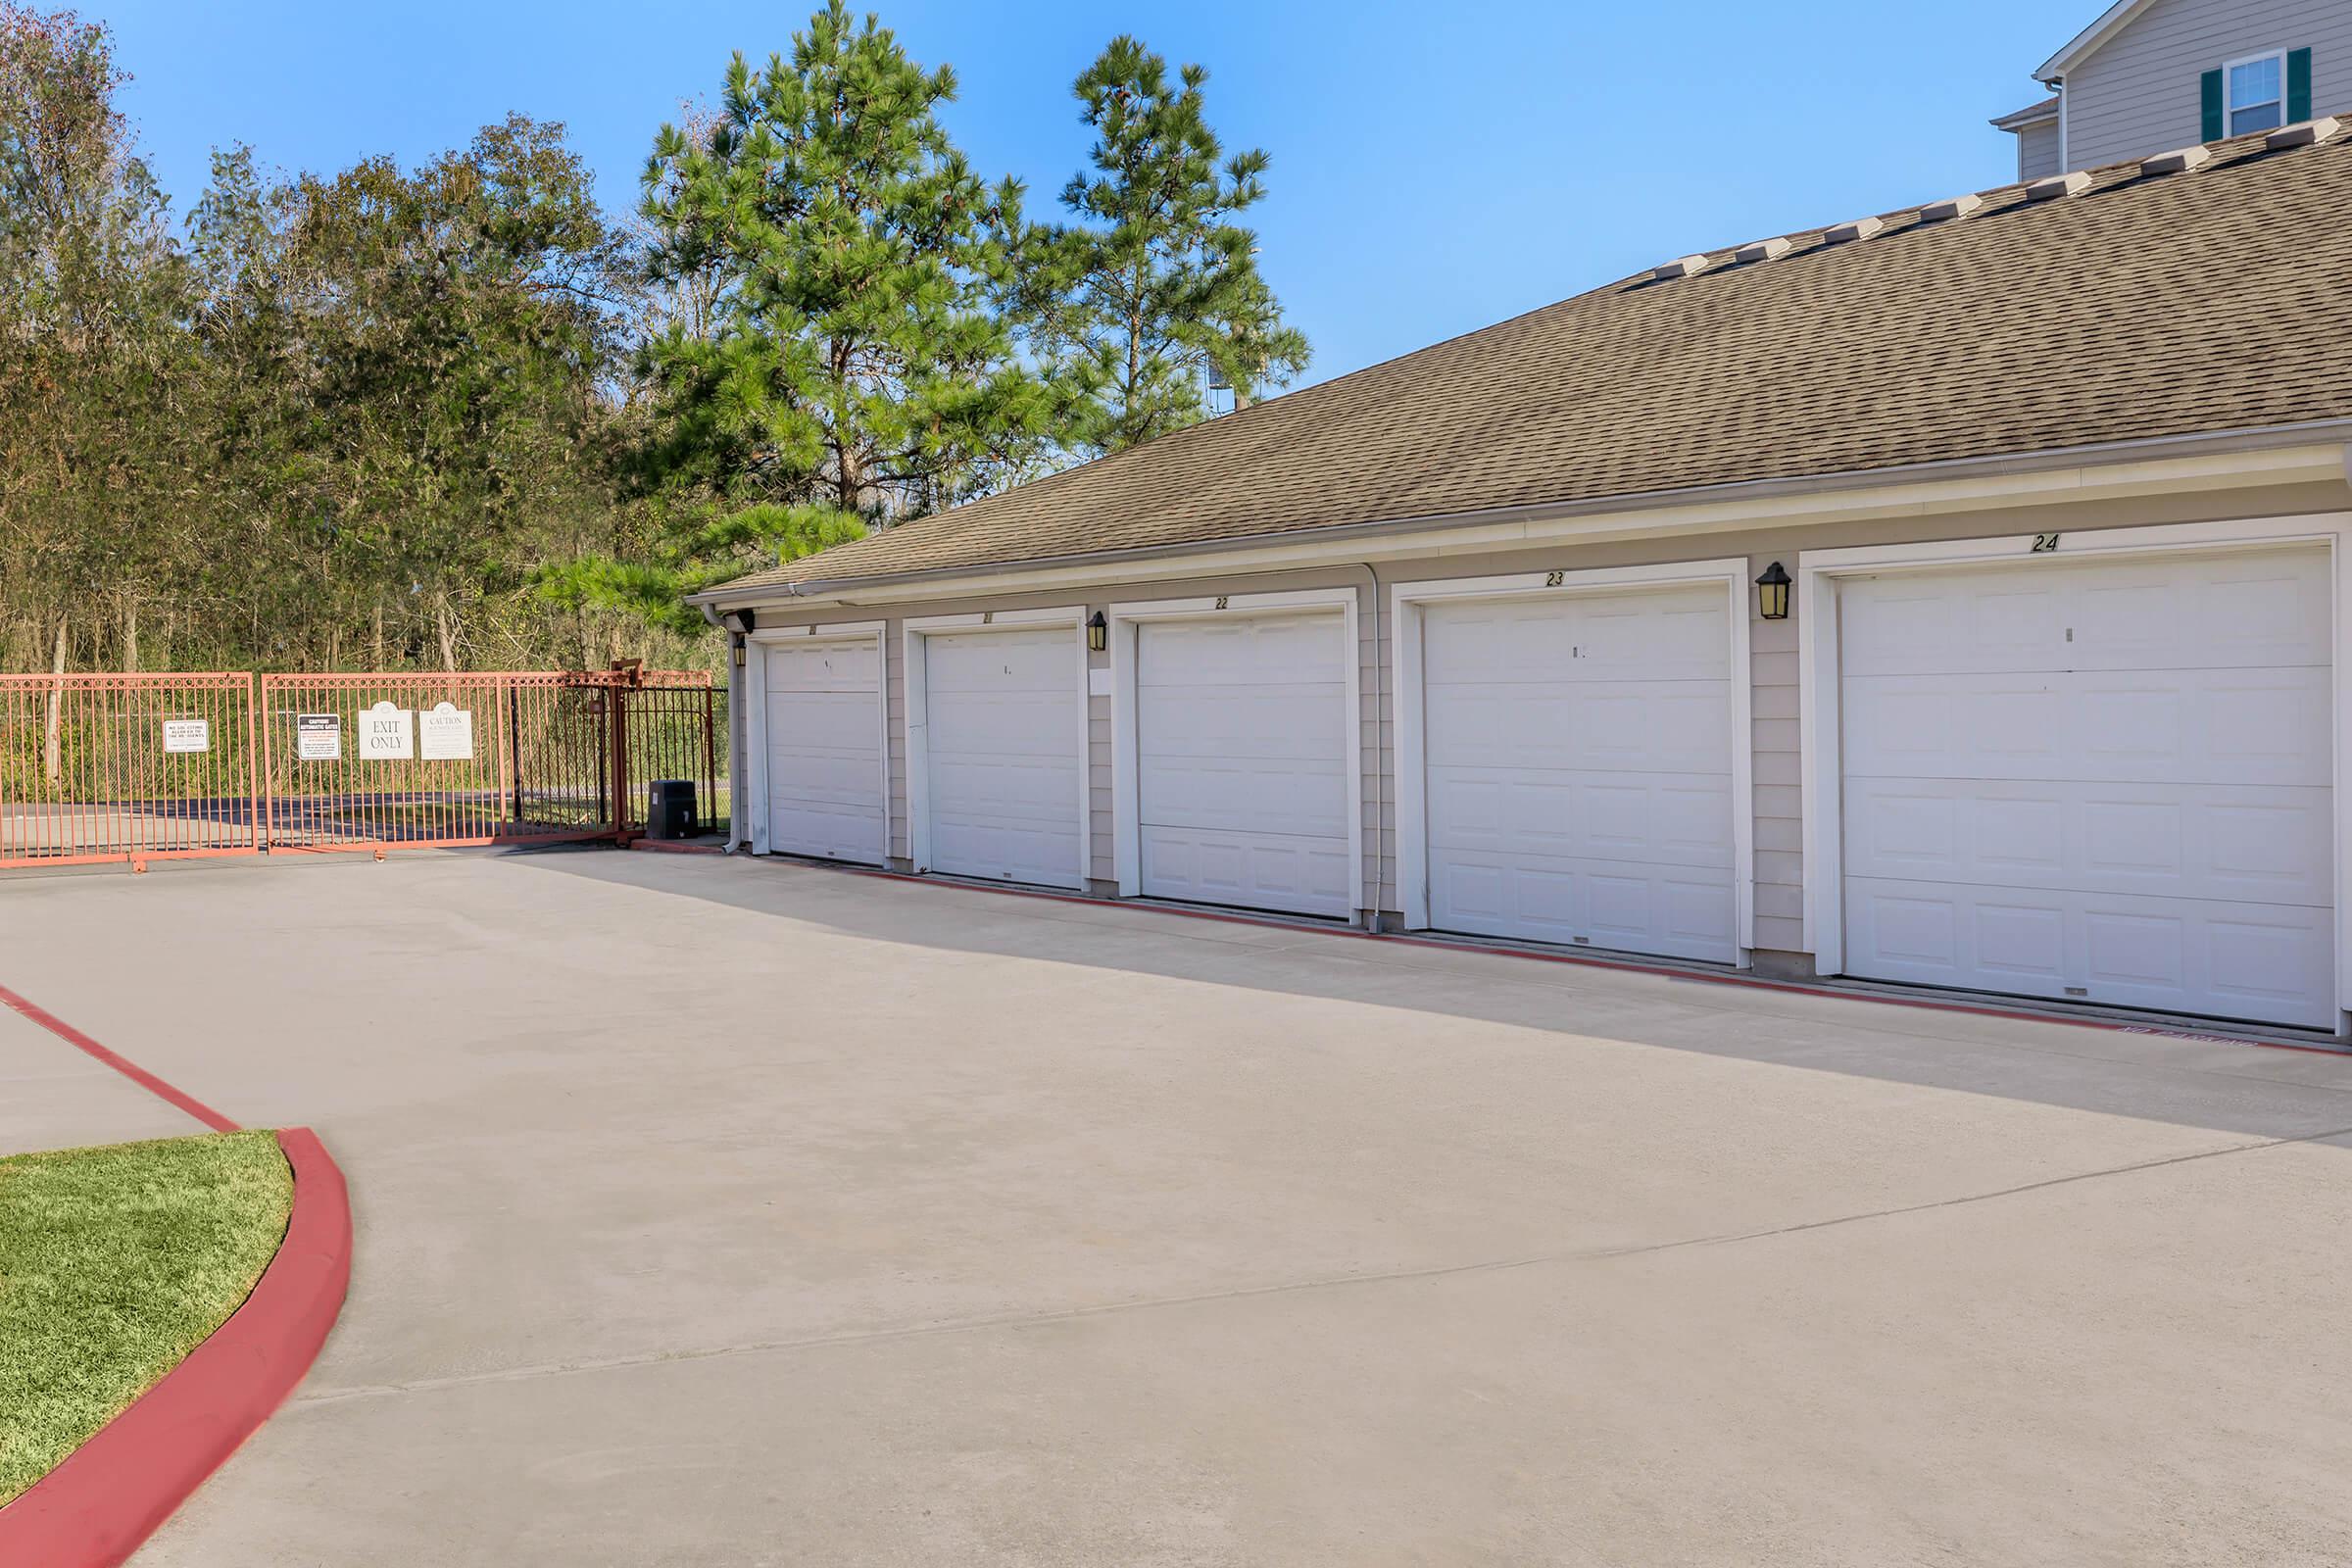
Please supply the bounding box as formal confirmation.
[1141,826,1350,914]
[765,639,881,690]
[762,640,886,865]
[1420,586,1738,958]
[1136,615,1352,918]
[1841,667,2328,786]
[1838,547,2333,1028]
[922,627,1082,887]
[1140,683,1349,761]
[1429,768,1733,869]
[1843,779,2331,905]
[1432,851,1735,962]
[1844,875,2334,1028]
[1840,552,2328,676]
[1424,684,1728,775]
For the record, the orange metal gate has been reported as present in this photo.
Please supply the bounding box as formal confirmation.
[0,668,718,869]
[0,673,261,868]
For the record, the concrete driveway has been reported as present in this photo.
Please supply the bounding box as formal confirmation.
[6,850,2352,1565]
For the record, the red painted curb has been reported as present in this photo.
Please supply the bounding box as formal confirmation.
[0,1127,353,1567]
[0,983,240,1133]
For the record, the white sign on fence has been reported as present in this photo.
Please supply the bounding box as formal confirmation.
[162,718,211,755]
[296,713,341,761]
[419,702,474,760]
[359,701,414,760]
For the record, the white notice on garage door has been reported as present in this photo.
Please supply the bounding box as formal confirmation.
[296,713,340,760]
[162,718,210,754]
[359,701,414,760]
[419,701,474,760]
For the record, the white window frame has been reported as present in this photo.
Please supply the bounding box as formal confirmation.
[2223,49,2288,135]
[1107,587,1364,913]
[1796,513,2352,1030]
[744,619,891,864]
[1389,560,1757,962]
[901,607,1091,891]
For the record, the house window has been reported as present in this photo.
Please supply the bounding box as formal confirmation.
[2227,52,2286,134]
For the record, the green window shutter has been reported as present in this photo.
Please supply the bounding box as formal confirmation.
[2287,48,2313,123]
[2200,68,2225,140]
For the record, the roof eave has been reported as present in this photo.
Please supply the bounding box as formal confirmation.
[1991,99,2061,131]
[687,417,2352,609]
[2034,0,2156,81]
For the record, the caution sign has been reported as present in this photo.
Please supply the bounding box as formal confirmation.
[296,713,340,761]
[419,701,475,760]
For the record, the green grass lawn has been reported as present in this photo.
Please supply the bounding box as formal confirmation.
[0,1130,293,1505]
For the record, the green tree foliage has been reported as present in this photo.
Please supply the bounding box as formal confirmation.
[548,2,1067,632]
[0,2,1311,665]
[0,1,189,672]
[1040,35,1309,457]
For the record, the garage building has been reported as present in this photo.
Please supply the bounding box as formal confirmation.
[698,118,2352,1037]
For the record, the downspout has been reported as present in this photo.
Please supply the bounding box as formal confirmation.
[1349,563,1385,932]
[699,602,752,853]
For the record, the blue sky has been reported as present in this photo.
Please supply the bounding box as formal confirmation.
[96,0,2070,386]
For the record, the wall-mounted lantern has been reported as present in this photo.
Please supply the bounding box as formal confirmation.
[1087,611,1108,653]
[1754,562,1791,620]
[721,609,755,666]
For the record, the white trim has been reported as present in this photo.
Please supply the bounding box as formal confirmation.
[2223,48,2288,136]
[1389,560,1755,964]
[743,620,891,865]
[1797,513,2352,1031]
[2034,0,2156,81]
[694,440,2352,615]
[1107,587,1363,913]
[900,607,1089,891]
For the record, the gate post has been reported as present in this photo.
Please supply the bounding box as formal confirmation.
[608,668,631,841]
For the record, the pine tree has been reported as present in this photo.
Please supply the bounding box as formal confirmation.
[1043,35,1308,458]
[646,3,1055,535]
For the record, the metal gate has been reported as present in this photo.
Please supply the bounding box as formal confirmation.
[0,667,719,869]
[0,673,261,868]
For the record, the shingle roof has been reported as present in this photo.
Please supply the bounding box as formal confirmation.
[710,120,2352,598]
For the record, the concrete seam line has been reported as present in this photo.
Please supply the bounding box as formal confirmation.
[298,1122,2352,1410]
[0,1128,353,1567]
[0,982,240,1133]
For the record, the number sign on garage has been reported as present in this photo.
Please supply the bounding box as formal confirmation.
[1831,545,2335,1029]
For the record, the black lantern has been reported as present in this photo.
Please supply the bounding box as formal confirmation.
[1087,611,1108,653]
[1754,562,1790,620]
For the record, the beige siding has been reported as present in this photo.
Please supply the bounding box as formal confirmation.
[2063,0,2352,170]
[739,475,2348,967]
[2015,118,2063,180]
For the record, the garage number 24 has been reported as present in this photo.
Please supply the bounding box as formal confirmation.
[2031,532,2061,553]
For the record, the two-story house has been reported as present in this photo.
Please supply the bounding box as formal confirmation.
[1999,0,2349,177]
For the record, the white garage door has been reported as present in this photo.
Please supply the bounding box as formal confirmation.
[919,626,1083,888]
[1422,586,1738,961]
[761,637,885,865]
[1838,548,2334,1028]
[1136,613,1352,918]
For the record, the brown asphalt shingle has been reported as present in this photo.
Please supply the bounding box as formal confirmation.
[710,122,2352,596]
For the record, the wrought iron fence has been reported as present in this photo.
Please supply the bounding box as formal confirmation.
[0,667,719,868]
[0,674,260,867]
